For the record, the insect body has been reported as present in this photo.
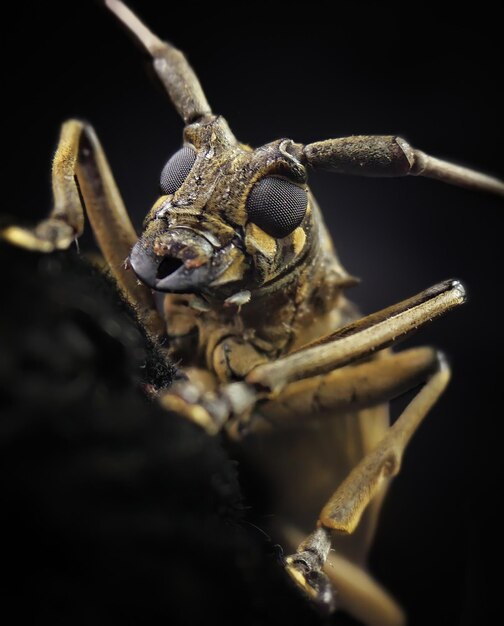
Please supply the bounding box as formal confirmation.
[2,2,503,625]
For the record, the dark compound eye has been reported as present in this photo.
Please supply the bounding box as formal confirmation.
[246,176,308,238]
[160,146,197,195]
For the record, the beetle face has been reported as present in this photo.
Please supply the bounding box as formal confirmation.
[129,116,316,300]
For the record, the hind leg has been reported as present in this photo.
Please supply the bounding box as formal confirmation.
[284,350,450,620]
[283,525,405,626]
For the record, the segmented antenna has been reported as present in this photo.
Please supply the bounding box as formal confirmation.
[105,0,212,124]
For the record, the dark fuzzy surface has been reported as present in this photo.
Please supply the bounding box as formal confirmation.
[0,244,320,625]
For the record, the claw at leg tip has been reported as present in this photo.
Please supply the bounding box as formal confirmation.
[285,555,337,614]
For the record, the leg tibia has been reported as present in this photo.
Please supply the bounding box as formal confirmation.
[320,355,450,533]
[256,347,438,426]
[284,349,449,616]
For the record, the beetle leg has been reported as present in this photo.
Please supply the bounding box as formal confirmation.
[159,379,257,436]
[249,347,438,432]
[161,282,464,436]
[284,351,450,614]
[301,134,504,197]
[159,333,268,434]
[282,525,405,626]
[246,279,465,393]
[1,120,164,339]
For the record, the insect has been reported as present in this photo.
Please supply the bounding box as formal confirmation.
[2,2,502,625]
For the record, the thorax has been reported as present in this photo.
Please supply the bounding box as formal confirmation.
[161,241,351,379]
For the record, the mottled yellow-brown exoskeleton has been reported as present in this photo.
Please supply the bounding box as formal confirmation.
[3,2,503,625]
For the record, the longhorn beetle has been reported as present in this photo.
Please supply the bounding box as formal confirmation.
[3,2,503,625]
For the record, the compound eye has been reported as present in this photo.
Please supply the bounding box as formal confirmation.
[160,146,197,195]
[246,176,308,239]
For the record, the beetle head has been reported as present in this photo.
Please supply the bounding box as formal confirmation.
[130,116,319,301]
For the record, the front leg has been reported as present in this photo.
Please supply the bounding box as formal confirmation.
[159,280,465,436]
[160,335,268,434]
[246,279,465,393]
[1,120,164,339]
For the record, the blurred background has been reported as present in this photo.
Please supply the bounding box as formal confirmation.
[3,2,502,624]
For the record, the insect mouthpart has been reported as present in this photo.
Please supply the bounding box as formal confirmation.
[129,228,243,294]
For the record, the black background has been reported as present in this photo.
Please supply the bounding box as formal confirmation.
[4,2,502,625]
